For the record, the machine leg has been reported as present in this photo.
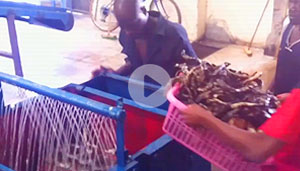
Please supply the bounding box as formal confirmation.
[0,82,4,114]
[116,99,126,170]
[6,14,23,77]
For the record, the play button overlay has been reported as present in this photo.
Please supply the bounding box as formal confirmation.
[128,64,171,108]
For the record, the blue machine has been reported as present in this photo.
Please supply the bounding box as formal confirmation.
[0,1,74,77]
[0,1,74,31]
[0,72,211,171]
[78,72,170,111]
[63,73,211,171]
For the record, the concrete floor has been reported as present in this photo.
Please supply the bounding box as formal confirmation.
[0,14,125,88]
[204,45,277,92]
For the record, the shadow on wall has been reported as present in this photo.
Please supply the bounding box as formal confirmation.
[204,17,267,48]
[205,17,235,44]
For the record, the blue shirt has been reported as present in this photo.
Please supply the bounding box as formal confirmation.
[273,23,300,95]
[119,11,197,77]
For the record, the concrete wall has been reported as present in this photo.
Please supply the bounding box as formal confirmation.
[144,0,207,41]
[205,0,274,47]
[32,0,284,49]
[175,0,207,41]
[70,0,207,41]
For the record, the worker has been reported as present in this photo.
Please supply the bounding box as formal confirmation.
[92,0,197,78]
[180,88,300,170]
[272,0,300,96]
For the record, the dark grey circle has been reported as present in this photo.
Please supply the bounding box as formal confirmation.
[128,64,171,108]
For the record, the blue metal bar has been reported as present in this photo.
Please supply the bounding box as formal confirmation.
[51,0,56,7]
[0,72,123,120]
[110,135,173,171]
[0,1,67,12]
[0,164,14,171]
[67,84,167,116]
[0,82,3,114]
[104,73,165,93]
[132,134,172,157]
[6,13,23,77]
[0,1,74,31]
[0,51,12,58]
[116,99,126,170]
[0,8,71,24]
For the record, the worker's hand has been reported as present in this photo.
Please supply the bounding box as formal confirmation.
[91,66,115,78]
[277,93,290,103]
[180,104,213,127]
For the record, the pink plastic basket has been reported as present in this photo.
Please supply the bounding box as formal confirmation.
[163,85,261,171]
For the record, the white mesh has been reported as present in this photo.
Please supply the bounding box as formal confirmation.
[0,83,117,171]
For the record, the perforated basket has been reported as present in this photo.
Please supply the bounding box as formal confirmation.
[162,85,261,171]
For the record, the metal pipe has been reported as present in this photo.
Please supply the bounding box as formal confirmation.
[104,72,164,92]
[51,0,56,7]
[116,99,126,170]
[0,164,14,171]
[0,1,67,12]
[0,72,123,120]
[0,51,13,59]
[7,13,23,77]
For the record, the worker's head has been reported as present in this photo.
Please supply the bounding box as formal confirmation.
[114,0,149,38]
[289,0,300,24]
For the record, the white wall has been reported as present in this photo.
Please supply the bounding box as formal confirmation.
[205,0,274,46]
[146,0,207,41]
[176,0,274,46]
[176,0,206,41]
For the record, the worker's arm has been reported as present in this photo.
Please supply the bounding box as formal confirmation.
[115,62,133,76]
[177,25,197,58]
[91,62,133,78]
[182,89,300,163]
[181,104,284,163]
[277,93,290,103]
